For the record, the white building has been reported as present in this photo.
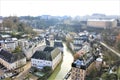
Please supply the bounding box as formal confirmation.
[0,48,26,70]
[31,47,62,70]
[0,38,18,51]
[4,41,16,51]
[95,57,103,70]
[70,35,89,52]
[18,39,30,50]
[70,43,82,52]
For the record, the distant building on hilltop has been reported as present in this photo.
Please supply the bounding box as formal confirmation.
[87,19,117,29]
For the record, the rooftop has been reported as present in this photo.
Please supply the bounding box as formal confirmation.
[0,49,25,63]
[54,42,63,47]
[72,53,98,70]
[32,51,52,61]
[87,19,116,22]
[32,47,61,61]
[43,47,54,52]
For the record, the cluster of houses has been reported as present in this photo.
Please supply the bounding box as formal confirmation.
[0,35,27,71]
[69,31,93,52]
[65,31,103,80]
[31,29,64,70]
[0,28,64,79]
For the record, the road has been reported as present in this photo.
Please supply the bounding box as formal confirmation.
[100,42,120,57]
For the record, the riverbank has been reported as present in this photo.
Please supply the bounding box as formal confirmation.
[48,42,74,80]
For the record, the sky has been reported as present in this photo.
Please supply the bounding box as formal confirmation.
[0,0,120,17]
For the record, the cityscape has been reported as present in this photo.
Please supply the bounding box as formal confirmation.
[0,0,120,80]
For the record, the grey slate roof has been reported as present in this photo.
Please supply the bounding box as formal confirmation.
[0,49,25,63]
[43,47,54,52]
[32,51,52,61]
[32,47,61,61]
[54,42,63,47]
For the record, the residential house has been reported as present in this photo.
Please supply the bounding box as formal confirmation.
[0,38,18,51]
[18,39,30,50]
[70,35,89,52]
[31,47,62,70]
[0,48,26,70]
[71,53,98,80]
[54,41,63,52]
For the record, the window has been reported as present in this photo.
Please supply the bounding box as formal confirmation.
[72,76,74,80]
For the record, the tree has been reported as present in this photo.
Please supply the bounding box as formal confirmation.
[4,78,12,80]
[101,72,118,80]
[117,41,120,51]
[42,66,52,72]
[12,46,22,53]
[2,16,36,35]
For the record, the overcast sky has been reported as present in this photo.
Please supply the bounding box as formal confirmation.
[0,0,120,17]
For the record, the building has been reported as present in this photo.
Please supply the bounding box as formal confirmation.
[45,39,50,46]
[95,52,103,70]
[71,59,86,80]
[0,38,18,51]
[70,43,82,52]
[31,47,62,70]
[18,39,30,50]
[54,41,63,52]
[95,57,103,70]
[87,19,117,29]
[71,52,98,80]
[71,48,98,80]
[0,48,26,70]
[70,35,89,52]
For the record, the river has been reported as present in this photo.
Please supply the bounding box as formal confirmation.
[48,42,74,80]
